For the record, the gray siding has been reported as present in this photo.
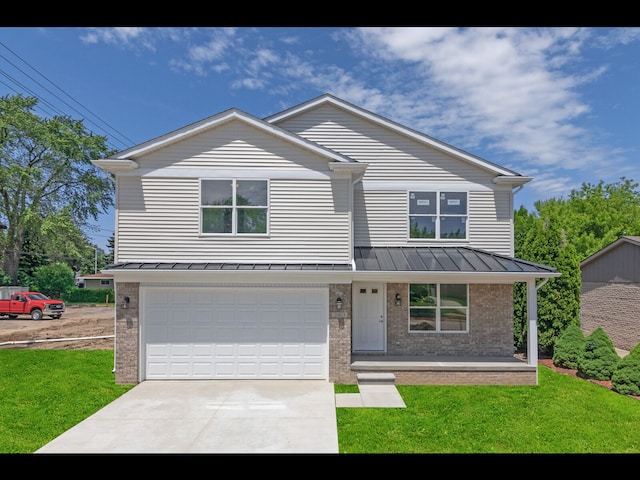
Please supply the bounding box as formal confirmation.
[582,242,640,283]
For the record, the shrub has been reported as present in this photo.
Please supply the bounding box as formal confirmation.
[62,287,114,304]
[611,347,640,396]
[577,327,621,380]
[552,324,585,369]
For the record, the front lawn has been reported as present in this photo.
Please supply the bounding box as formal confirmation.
[1,350,639,453]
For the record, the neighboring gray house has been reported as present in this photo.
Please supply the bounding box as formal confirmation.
[77,273,114,290]
[581,236,640,352]
[93,94,558,386]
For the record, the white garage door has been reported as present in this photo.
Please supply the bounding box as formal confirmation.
[142,287,329,380]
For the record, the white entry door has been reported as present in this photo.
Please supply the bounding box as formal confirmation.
[352,283,385,351]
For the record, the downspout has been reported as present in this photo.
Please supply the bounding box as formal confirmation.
[526,276,552,385]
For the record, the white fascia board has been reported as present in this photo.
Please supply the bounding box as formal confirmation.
[102,269,355,284]
[91,159,139,173]
[102,268,559,284]
[329,162,368,183]
[492,175,533,186]
[350,271,560,284]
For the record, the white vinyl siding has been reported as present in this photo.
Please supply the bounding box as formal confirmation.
[277,104,513,256]
[116,177,351,263]
[468,189,513,256]
[133,119,334,172]
[274,104,499,184]
[354,189,512,256]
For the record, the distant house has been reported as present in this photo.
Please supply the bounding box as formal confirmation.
[77,273,114,290]
[580,236,640,352]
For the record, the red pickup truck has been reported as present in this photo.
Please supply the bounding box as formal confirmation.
[0,291,65,320]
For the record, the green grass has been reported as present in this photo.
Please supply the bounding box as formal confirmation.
[337,368,640,453]
[0,350,132,453]
[2,350,640,453]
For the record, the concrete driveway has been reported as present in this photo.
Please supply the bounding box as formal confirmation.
[36,380,339,454]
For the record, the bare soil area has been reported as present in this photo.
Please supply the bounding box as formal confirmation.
[0,304,114,350]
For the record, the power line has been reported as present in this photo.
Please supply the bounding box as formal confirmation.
[0,41,135,151]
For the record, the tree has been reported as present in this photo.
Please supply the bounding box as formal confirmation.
[535,177,640,260]
[611,348,640,396]
[104,233,115,266]
[514,207,581,355]
[32,262,75,298]
[0,94,114,284]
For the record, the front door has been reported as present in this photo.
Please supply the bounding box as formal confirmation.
[352,283,385,351]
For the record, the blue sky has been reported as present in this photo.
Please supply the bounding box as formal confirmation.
[1,26,640,251]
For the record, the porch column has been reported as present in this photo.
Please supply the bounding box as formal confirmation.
[526,279,538,373]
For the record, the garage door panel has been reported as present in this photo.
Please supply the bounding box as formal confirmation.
[144,287,328,380]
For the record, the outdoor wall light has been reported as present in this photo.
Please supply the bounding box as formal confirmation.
[122,296,130,309]
[336,297,343,309]
[395,293,402,306]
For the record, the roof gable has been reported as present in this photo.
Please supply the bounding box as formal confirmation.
[265,93,530,184]
[93,108,356,172]
[581,236,640,268]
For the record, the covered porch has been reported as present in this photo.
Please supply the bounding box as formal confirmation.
[350,353,537,386]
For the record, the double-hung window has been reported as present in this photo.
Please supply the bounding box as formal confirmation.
[409,283,468,332]
[201,179,268,235]
[409,191,467,239]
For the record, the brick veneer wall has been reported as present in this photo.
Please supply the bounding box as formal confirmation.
[329,284,356,384]
[386,283,514,357]
[114,282,140,385]
[581,282,640,351]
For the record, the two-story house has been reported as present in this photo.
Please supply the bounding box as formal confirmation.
[93,94,558,386]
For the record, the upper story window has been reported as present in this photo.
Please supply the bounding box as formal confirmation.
[201,179,268,235]
[408,191,467,240]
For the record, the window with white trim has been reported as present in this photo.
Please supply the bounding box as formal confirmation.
[201,179,268,235]
[409,191,467,239]
[409,283,468,332]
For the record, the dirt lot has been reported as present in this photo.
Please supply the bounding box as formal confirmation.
[0,304,114,350]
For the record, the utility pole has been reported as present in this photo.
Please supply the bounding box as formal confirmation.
[94,247,98,274]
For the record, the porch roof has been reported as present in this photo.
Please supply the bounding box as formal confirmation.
[353,246,556,274]
[105,262,353,271]
[105,247,555,275]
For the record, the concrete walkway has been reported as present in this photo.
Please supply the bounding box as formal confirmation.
[335,384,406,408]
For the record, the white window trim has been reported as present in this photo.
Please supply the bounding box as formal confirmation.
[408,283,469,333]
[200,178,270,236]
[407,190,468,241]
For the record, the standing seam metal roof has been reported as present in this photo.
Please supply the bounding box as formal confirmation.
[353,246,556,273]
[105,247,555,274]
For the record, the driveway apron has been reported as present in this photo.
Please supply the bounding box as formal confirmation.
[36,380,339,454]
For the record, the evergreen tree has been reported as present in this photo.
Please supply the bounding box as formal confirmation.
[578,327,620,380]
[514,209,581,355]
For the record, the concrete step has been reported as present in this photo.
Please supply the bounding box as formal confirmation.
[357,372,396,385]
